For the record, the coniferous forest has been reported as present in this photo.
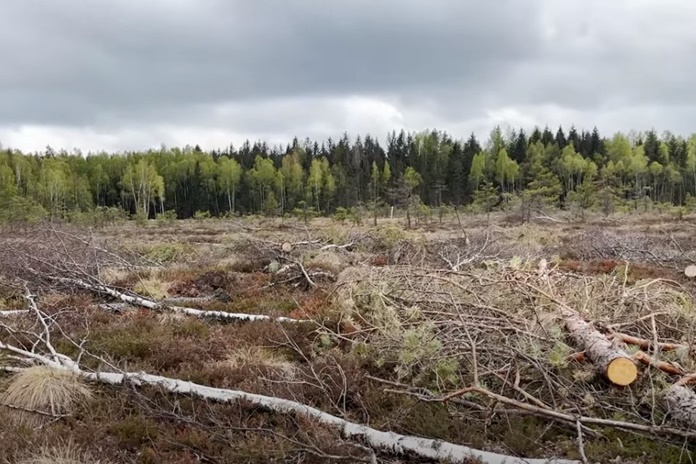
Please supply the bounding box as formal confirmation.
[2,125,696,223]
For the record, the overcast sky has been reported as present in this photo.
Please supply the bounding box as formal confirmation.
[1,0,695,153]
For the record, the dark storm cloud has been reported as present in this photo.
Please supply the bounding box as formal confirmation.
[0,0,544,126]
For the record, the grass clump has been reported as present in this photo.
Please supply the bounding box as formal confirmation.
[141,242,195,263]
[132,277,168,300]
[1,367,93,426]
[221,345,296,379]
[18,439,112,464]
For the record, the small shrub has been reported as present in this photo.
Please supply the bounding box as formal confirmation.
[91,325,157,361]
[348,206,364,225]
[156,209,177,226]
[1,367,93,426]
[141,242,196,263]
[372,225,406,251]
[133,211,148,226]
[331,207,349,223]
[111,415,159,448]
[193,210,211,222]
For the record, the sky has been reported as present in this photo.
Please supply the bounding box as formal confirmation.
[1,0,695,153]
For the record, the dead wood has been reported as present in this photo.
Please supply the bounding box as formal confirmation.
[0,297,577,464]
[563,314,638,386]
[633,351,686,376]
[611,332,690,353]
[57,276,307,323]
[664,384,696,428]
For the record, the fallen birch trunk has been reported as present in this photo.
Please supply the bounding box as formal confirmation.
[564,314,638,386]
[59,277,307,323]
[0,350,575,464]
[0,310,29,317]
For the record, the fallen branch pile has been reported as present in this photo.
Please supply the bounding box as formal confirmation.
[331,261,696,455]
[0,287,575,464]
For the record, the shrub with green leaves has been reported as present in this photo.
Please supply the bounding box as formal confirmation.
[141,242,195,263]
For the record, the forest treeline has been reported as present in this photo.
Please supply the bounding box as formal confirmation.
[2,125,696,224]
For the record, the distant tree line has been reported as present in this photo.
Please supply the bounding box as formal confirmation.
[2,125,696,224]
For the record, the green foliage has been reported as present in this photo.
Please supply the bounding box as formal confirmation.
[331,207,349,223]
[193,210,211,221]
[291,201,319,224]
[121,159,164,218]
[0,126,695,220]
[521,167,562,221]
[262,190,279,217]
[156,209,177,226]
[141,242,196,263]
[566,179,597,219]
[686,193,696,212]
[348,206,364,225]
[472,181,498,220]
[0,195,47,226]
[372,225,406,250]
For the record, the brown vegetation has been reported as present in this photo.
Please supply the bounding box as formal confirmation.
[1,215,696,463]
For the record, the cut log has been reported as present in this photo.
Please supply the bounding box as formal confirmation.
[664,384,696,427]
[281,241,293,253]
[564,315,638,386]
[685,265,696,278]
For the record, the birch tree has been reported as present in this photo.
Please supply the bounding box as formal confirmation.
[121,159,165,217]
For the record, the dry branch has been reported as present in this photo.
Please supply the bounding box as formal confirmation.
[611,332,690,353]
[434,384,696,442]
[0,316,576,464]
[633,351,685,376]
[58,276,307,323]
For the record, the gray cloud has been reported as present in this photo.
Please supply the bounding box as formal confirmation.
[0,0,542,126]
[0,0,695,150]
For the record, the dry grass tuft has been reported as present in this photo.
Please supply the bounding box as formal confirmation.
[1,367,93,426]
[17,439,111,464]
[220,345,296,379]
[98,267,131,285]
[132,277,169,300]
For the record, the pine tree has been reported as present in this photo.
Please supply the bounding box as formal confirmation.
[472,180,499,223]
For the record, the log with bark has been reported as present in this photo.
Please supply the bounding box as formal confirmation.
[525,283,639,386]
[663,384,696,427]
[563,314,638,386]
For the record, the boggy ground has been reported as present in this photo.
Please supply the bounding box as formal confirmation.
[1,212,696,463]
